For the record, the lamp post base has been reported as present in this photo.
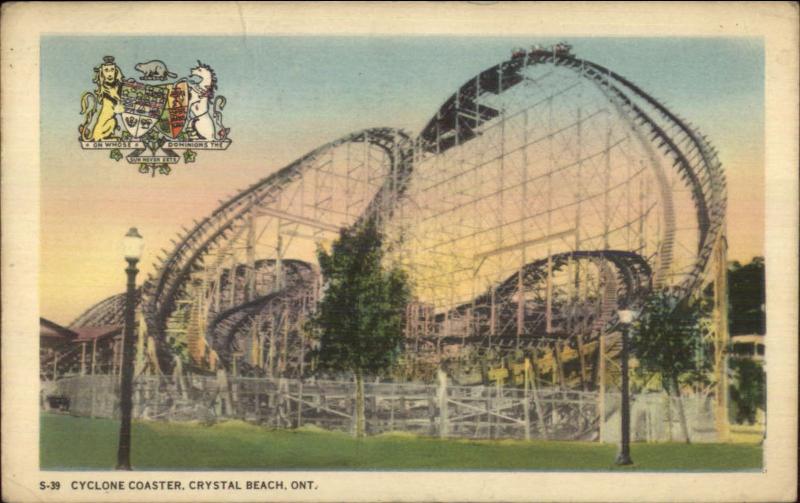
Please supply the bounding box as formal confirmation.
[615,452,633,466]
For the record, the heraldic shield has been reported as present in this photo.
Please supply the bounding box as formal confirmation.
[159,81,189,139]
[120,80,168,138]
[79,56,231,176]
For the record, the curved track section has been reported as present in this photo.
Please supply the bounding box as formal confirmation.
[142,128,413,341]
[207,259,316,360]
[410,49,725,300]
[70,289,141,328]
[383,47,726,383]
[137,128,412,371]
[409,250,650,348]
[72,47,726,384]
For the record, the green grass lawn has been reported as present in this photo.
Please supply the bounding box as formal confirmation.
[40,413,761,471]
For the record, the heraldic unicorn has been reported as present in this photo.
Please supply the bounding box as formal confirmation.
[79,56,231,176]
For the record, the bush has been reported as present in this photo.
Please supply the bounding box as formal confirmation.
[729,358,765,425]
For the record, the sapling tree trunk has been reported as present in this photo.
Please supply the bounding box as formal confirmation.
[355,369,365,438]
[665,390,673,441]
[312,219,410,440]
[672,375,691,444]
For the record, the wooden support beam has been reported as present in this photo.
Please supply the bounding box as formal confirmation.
[598,331,606,442]
[437,368,449,438]
[256,207,340,233]
[473,229,576,261]
[523,358,531,440]
[80,342,87,376]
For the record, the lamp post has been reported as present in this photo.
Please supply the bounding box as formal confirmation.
[117,227,143,470]
[615,308,635,466]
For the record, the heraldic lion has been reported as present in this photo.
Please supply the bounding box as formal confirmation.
[79,56,124,141]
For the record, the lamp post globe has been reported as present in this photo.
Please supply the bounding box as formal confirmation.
[117,227,143,470]
[615,308,636,466]
[123,227,144,261]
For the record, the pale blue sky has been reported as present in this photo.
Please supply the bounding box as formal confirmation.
[41,36,763,176]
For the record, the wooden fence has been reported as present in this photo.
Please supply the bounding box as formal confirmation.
[47,373,601,440]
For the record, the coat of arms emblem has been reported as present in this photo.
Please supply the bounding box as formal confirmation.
[78,56,231,176]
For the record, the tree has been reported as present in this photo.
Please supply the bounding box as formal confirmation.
[729,358,765,425]
[311,218,411,437]
[728,257,765,335]
[631,291,710,443]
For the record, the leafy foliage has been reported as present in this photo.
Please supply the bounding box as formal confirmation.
[631,291,711,443]
[311,218,411,377]
[729,358,766,425]
[631,291,710,393]
[728,257,765,335]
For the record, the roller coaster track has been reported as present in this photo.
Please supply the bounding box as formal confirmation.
[70,289,141,328]
[206,259,315,359]
[140,128,413,341]
[422,250,650,348]
[418,50,726,299]
[71,48,725,382]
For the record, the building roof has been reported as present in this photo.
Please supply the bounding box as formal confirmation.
[72,324,123,343]
[40,317,79,341]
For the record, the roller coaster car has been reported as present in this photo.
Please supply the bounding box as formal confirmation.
[553,42,573,56]
[511,47,527,59]
[529,44,547,55]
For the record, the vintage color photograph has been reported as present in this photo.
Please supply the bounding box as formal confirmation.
[39,35,765,471]
[2,3,796,502]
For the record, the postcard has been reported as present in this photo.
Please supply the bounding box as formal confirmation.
[2,2,797,502]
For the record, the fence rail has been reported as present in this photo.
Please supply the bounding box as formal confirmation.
[43,373,719,442]
[45,374,601,440]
